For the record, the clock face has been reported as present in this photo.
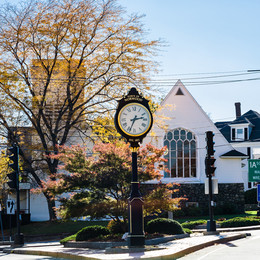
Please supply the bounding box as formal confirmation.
[118,103,151,137]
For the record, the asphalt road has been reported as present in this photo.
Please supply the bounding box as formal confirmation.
[180,230,260,259]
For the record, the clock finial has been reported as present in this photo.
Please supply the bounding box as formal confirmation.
[128,87,139,96]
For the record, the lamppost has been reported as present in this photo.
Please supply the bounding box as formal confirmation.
[114,87,153,247]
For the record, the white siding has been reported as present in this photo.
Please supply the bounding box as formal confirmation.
[144,80,244,187]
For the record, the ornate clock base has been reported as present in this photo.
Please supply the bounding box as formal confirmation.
[128,197,145,247]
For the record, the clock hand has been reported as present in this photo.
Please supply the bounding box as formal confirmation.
[134,117,144,120]
[129,115,137,131]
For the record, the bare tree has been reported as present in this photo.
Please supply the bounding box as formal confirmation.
[0,0,159,220]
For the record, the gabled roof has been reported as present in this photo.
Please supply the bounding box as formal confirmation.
[229,114,254,126]
[215,121,232,129]
[215,110,260,142]
[220,149,248,158]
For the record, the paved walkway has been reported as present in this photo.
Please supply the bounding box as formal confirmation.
[1,230,250,260]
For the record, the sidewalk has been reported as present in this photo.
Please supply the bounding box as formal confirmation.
[2,230,250,260]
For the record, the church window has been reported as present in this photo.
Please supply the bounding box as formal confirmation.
[164,128,196,178]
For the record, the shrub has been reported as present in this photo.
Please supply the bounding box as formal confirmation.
[182,205,202,216]
[245,189,257,204]
[214,203,237,215]
[146,218,185,235]
[171,208,185,218]
[220,217,260,228]
[60,234,76,244]
[181,220,207,229]
[107,220,127,234]
[183,228,192,234]
[75,225,110,241]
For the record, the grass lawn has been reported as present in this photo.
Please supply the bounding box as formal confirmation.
[4,211,257,236]
[5,220,109,236]
[176,211,257,224]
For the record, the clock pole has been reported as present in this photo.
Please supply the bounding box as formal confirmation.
[128,142,145,247]
[114,87,153,248]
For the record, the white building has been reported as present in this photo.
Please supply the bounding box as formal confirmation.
[144,80,247,213]
[215,102,260,190]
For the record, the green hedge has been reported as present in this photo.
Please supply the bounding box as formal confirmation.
[244,189,257,204]
[220,217,260,228]
[146,218,185,235]
[75,225,110,241]
[181,220,207,229]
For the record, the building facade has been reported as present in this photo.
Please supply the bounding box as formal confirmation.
[144,80,247,213]
[215,103,260,190]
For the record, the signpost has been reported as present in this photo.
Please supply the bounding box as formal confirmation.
[6,200,15,215]
[248,159,260,182]
[249,161,260,216]
[257,184,260,202]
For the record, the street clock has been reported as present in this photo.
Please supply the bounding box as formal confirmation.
[115,88,153,144]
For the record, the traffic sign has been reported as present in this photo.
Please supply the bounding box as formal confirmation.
[258,184,260,202]
[248,159,260,182]
[205,178,218,194]
[6,199,15,215]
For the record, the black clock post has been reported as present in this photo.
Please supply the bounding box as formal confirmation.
[114,87,153,247]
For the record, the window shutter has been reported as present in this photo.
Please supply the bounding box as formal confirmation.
[244,128,248,140]
[231,128,235,140]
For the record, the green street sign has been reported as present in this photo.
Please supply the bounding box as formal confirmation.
[248,159,260,182]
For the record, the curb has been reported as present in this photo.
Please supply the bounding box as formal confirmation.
[193,224,260,233]
[64,233,189,249]
[163,233,247,260]
[3,233,247,260]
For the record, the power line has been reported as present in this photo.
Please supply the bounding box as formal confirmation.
[152,70,250,77]
[150,71,257,81]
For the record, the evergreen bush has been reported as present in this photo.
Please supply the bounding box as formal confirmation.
[171,208,185,218]
[220,217,260,228]
[146,218,185,235]
[107,220,127,234]
[244,188,257,204]
[182,205,202,216]
[181,220,207,229]
[75,225,110,241]
[214,203,238,215]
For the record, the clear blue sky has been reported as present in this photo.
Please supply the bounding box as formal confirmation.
[4,0,260,122]
[119,0,260,122]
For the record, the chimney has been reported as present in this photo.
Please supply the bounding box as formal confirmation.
[235,102,241,119]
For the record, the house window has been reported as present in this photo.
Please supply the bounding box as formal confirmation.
[164,128,196,178]
[231,127,249,141]
[236,129,243,140]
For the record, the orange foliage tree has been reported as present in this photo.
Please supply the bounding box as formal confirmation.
[0,0,160,220]
[42,140,183,227]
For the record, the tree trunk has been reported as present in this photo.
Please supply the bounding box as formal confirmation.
[44,192,57,221]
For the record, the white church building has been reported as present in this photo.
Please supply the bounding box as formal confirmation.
[144,80,248,214]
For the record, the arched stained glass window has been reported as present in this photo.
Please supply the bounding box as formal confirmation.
[163,128,196,178]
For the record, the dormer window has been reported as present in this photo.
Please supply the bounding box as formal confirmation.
[231,127,249,141]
